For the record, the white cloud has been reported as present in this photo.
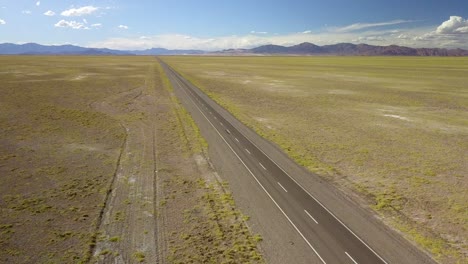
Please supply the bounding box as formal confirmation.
[118,25,128,29]
[22,10,32,15]
[0,19,5,25]
[250,31,268,34]
[83,18,88,24]
[88,16,468,51]
[407,16,468,48]
[44,10,55,16]
[90,33,329,51]
[61,6,98,17]
[436,16,468,34]
[36,1,40,6]
[54,19,88,30]
[91,23,102,28]
[332,20,413,33]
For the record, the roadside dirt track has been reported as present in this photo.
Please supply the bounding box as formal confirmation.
[92,87,159,263]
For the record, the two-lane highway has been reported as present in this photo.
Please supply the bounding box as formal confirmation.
[160,60,387,264]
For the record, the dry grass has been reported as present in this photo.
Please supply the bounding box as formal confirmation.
[162,56,468,263]
[0,56,263,263]
[0,56,153,263]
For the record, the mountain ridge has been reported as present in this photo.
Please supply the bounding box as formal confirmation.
[221,42,468,56]
[0,43,204,55]
[1,42,467,56]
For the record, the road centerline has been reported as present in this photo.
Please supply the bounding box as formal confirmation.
[345,252,359,264]
[304,209,319,224]
[278,182,288,193]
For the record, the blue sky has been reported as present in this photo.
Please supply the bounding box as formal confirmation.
[1,0,468,50]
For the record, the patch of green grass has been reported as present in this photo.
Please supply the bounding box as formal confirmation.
[108,236,121,242]
[133,251,145,262]
[158,62,208,155]
[394,220,462,261]
[165,176,263,263]
[99,249,111,256]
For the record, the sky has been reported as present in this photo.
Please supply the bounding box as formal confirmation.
[1,0,468,50]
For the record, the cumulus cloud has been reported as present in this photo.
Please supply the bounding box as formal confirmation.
[61,6,98,17]
[332,20,413,33]
[36,1,40,6]
[118,25,128,29]
[436,16,468,34]
[44,10,55,16]
[91,23,102,28]
[302,30,312,34]
[54,19,88,29]
[0,19,5,25]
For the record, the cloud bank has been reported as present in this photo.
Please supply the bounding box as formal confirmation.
[88,16,468,51]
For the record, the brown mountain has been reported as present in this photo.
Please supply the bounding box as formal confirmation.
[226,42,468,56]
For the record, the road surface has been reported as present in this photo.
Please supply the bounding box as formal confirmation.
[159,59,436,264]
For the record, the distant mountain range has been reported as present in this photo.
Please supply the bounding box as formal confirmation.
[0,43,204,55]
[1,42,467,56]
[221,42,468,56]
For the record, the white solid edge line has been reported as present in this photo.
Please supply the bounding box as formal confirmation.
[278,182,288,193]
[171,71,327,264]
[226,117,389,263]
[345,252,359,264]
[304,209,319,224]
[169,65,387,264]
[259,162,267,170]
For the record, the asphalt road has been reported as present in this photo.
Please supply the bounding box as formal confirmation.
[159,59,437,264]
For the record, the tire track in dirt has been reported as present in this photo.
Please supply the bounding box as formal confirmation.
[91,86,159,263]
[85,122,128,261]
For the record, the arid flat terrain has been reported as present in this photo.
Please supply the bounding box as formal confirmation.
[0,56,262,263]
[163,56,468,263]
